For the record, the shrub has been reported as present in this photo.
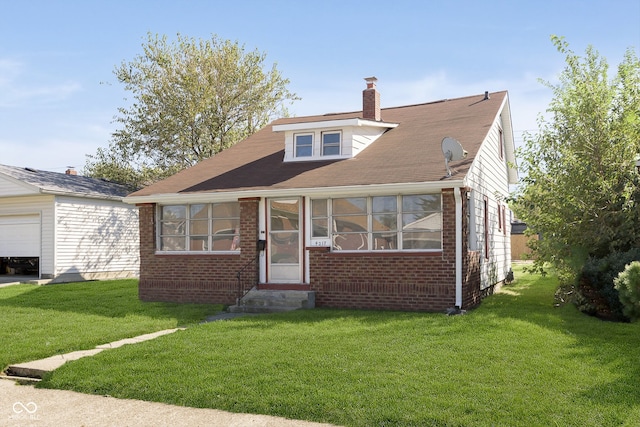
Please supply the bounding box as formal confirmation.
[614,261,640,321]
[577,248,640,321]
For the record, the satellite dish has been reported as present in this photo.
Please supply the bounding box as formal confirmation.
[441,137,468,177]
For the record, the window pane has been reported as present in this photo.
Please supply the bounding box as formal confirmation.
[373,213,397,231]
[296,146,312,157]
[212,202,239,217]
[295,134,313,157]
[402,212,441,231]
[189,236,208,251]
[270,200,299,231]
[190,219,209,235]
[161,221,185,235]
[403,231,441,250]
[312,218,328,237]
[270,232,299,263]
[311,199,327,217]
[322,145,340,156]
[322,132,340,144]
[212,218,239,234]
[402,194,440,212]
[333,198,366,215]
[190,204,208,219]
[372,196,396,213]
[212,235,239,251]
[162,205,186,220]
[334,215,367,232]
[333,232,368,251]
[161,236,185,251]
[373,233,397,250]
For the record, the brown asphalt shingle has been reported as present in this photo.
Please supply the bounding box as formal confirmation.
[129,91,507,197]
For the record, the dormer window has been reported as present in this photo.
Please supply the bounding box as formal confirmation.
[295,133,313,158]
[322,131,341,156]
[275,118,398,162]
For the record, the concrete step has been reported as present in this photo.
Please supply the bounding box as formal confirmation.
[229,289,315,313]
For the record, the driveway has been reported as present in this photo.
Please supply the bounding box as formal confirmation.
[1,379,337,427]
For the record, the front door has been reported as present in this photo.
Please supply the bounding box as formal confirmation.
[268,198,302,283]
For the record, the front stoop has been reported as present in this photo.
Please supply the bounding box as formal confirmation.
[229,289,316,313]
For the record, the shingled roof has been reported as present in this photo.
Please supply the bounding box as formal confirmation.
[0,164,131,200]
[128,91,509,199]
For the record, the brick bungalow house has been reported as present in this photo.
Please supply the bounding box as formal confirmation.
[125,78,518,312]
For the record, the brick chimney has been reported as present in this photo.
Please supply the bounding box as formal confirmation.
[65,167,77,175]
[362,76,381,121]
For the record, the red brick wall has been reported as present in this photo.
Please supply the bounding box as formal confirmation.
[136,198,259,304]
[307,189,479,312]
[136,190,484,311]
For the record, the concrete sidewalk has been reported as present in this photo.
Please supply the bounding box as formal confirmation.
[0,380,336,427]
[1,317,338,426]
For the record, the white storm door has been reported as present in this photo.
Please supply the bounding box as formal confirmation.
[268,199,302,283]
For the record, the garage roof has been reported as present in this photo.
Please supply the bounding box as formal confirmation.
[0,164,130,200]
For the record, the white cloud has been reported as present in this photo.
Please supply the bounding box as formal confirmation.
[0,56,82,107]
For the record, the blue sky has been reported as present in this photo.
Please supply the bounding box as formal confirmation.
[1,0,638,173]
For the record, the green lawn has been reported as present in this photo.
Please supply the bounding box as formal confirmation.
[0,279,222,370]
[36,268,640,426]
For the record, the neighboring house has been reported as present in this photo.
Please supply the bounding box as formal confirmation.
[511,219,538,261]
[125,78,518,311]
[0,165,139,282]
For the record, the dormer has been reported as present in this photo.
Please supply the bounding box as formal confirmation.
[273,77,398,162]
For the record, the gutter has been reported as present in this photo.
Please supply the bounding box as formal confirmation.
[454,187,463,308]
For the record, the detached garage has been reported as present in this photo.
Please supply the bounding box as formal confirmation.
[0,164,139,282]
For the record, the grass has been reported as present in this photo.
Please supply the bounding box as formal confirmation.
[36,267,640,426]
[0,279,222,370]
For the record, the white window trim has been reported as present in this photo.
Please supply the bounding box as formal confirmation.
[157,202,240,254]
[294,133,314,158]
[321,130,342,156]
[309,194,443,252]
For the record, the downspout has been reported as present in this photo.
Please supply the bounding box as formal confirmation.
[454,187,463,308]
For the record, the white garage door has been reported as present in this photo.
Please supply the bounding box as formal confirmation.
[0,214,41,257]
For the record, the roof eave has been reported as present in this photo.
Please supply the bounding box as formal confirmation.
[39,189,125,201]
[124,180,467,205]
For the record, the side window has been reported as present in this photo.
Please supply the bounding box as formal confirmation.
[401,194,442,250]
[498,128,504,160]
[295,133,313,157]
[321,131,341,156]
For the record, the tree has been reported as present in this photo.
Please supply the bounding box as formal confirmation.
[512,36,640,280]
[85,32,299,189]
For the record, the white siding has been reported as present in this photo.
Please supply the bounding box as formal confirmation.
[282,126,388,161]
[0,195,56,277]
[54,196,139,281]
[466,106,513,289]
[0,174,39,197]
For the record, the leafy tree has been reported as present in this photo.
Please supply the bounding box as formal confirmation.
[85,32,298,189]
[512,36,640,280]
